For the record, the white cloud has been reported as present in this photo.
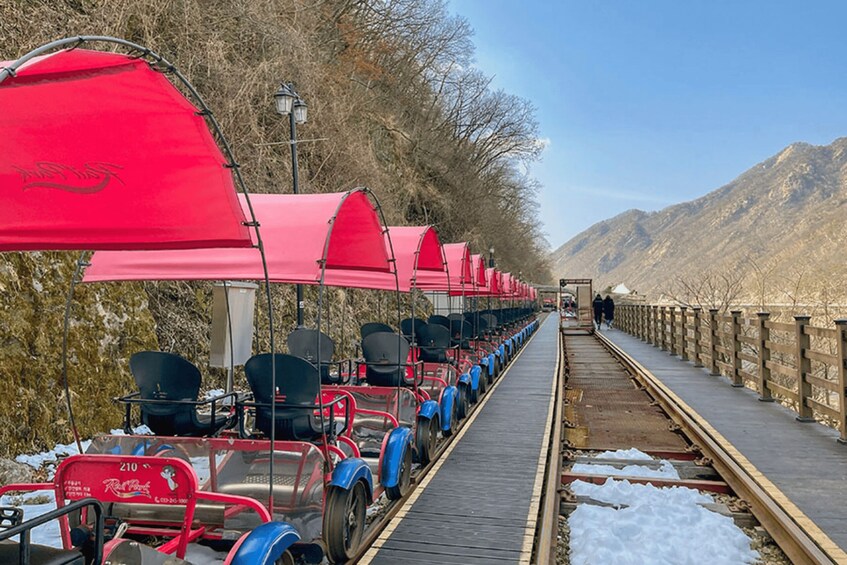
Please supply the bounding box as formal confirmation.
[563,185,675,205]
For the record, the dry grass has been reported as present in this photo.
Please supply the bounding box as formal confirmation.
[0,0,547,456]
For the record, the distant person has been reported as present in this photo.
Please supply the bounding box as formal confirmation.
[603,295,615,329]
[592,293,604,329]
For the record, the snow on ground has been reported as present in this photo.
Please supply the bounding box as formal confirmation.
[15,425,152,479]
[4,427,155,549]
[568,449,760,565]
[571,448,680,480]
[0,490,60,547]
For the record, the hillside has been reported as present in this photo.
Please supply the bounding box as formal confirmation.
[550,138,847,300]
[0,0,550,455]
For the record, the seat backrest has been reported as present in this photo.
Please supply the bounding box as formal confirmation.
[400,318,427,341]
[417,323,451,349]
[450,319,473,347]
[481,313,499,331]
[245,353,319,406]
[130,351,201,418]
[245,354,324,441]
[360,322,394,340]
[428,315,450,329]
[361,332,410,386]
[287,328,334,364]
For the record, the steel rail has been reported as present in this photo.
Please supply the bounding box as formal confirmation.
[531,324,564,564]
[595,330,841,565]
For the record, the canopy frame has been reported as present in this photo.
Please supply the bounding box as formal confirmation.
[4,37,277,498]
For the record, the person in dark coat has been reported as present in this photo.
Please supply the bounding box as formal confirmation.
[603,295,615,329]
[592,294,604,329]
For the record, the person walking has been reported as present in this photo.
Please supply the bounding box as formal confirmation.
[592,293,604,330]
[603,295,615,329]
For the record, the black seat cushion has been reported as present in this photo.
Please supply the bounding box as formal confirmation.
[245,353,331,441]
[130,351,227,437]
[427,315,450,329]
[287,328,336,384]
[400,318,427,343]
[360,322,394,340]
[417,323,450,363]
[450,319,473,349]
[361,332,410,387]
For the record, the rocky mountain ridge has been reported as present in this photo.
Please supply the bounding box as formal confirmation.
[550,138,847,300]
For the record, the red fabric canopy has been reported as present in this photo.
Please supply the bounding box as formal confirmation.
[393,226,447,291]
[0,48,251,251]
[488,269,502,297]
[501,273,513,298]
[472,254,488,289]
[84,190,392,285]
[439,242,473,294]
[337,225,447,292]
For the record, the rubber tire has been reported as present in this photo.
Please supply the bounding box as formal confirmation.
[443,395,459,437]
[324,481,368,564]
[478,373,488,397]
[456,386,469,421]
[416,415,438,465]
[275,551,295,565]
[385,445,412,500]
[469,380,479,404]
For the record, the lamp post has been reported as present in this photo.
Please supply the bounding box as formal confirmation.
[275,82,308,327]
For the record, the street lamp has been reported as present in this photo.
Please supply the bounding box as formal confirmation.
[275,82,308,326]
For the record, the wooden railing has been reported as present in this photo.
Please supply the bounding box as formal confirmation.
[616,304,847,443]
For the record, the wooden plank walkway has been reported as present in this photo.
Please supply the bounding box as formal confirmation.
[360,314,559,564]
[604,328,847,554]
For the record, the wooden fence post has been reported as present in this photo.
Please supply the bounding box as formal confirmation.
[757,312,773,402]
[641,305,647,341]
[668,307,676,355]
[650,306,659,347]
[660,307,668,351]
[692,307,702,367]
[835,319,847,444]
[709,309,719,376]
[680,306,689,361]
[795,315,814,422]
[731,310,743,387]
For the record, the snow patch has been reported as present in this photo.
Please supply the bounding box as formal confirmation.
[569,477,759,564]
[571,448,680,479]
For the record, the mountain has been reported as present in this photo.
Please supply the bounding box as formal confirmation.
[550,138,847,299]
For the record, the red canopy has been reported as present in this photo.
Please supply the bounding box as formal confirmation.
[339,225,447,292]
[472,255,488,290]
[84,190,392,285]
[392,226,447,290]
[439,242,473,294]
[501,273,513,298]
[488,269,502,297]
[0,48,251,251]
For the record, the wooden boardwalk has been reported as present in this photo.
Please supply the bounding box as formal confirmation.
[360,314,559,564]
[604,328,847,556]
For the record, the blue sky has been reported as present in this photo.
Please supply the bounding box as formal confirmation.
[448,1,847,249]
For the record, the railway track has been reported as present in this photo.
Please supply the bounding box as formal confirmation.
[531,328,836,565]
